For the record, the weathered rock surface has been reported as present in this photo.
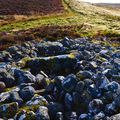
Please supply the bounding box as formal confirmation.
[0,37,120,119]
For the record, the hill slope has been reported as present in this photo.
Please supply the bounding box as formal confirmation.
[0,0,64,15]
[0,0,120,50]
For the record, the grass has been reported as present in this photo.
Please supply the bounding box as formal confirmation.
[0,0,119,50]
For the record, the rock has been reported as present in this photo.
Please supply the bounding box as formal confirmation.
[54,76,65,92]
[0,51,12,62]
[0,68,15,87]
[113,58,120,71]
[44,95,54,103]
[104,81,120,93]
[0,81,6,93]
[55,112,63,120]
[48,102,63,119]
[75,81,85,93]
[62,74,77,92]
[9,91,23,106]
[0,102,18,118]
[26,95,48,106]
[36,41,65,56]
[76,71,92,80]
[19,86,35,101]
[87,84,102,98]
[36,106,50,120]
[14,110,36,120]
[35,74,48,89]
[0,38,120,119]
[0,91,10,103]
[13,68,35,85]
[73,92,82,111]
[65,112,77,120]
[78,114,88,120]
[104,103,116,115]
[112,50,120,58]
[89,99,103,114]
[25,54,77,75]
[84,79,94,87]
[89,61,98,69]
[94,111,105,120]
[109,113,120,120]
[45,82,55,94]
[64,93,73,111]
[93,73,110,89]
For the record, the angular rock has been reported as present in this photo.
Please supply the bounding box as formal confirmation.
[76,71,92,80]
[0,102,18,118]
[48,102,63,119]
[62,74,77,92]
[0,81,6,93]
[19,86,35,101]
[26,95,48,106]
[24,54,77,75]
[36,106,50,120]
[89,99,103,114]
[109,113,120,120]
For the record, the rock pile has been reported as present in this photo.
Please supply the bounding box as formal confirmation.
[0,37,120,120]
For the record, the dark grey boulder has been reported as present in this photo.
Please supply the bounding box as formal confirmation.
[88,99,103,114]
[19,86,35,101]
[55,112,63,120]
[9,91,23,106]
[0,102,19,118]
[62,74,77,92]
[76,71,93,80]
[26,95,48,106]
[54,76,65,92]
[64,93,73,111]
[35,74,48,89]
[65,112,77,120]
[0,81,6,93]
[13,68,35,85]
[0,68,15,87]
[75,81,85,93]
[24,54,77,75]
[47,102,63,119]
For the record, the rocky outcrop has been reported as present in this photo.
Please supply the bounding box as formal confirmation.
[0,37,120,119]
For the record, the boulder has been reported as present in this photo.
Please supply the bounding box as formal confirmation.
[62,74,77,92]
[109,113,120,120]
[35,74,48,89]
[0,102,19,118]
[26,95,48,106]
[48,102,63,119]
[9,91,23,106]
[36,41,65,56]
[13,68,35,85]
[36,106,50,120]
[19,86,35,101]
[0,68,15,87]
[76,71,92,80]
[24,54,77,75]
[88,99,103,114]
[0,81,6,93]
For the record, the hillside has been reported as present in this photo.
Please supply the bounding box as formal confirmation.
[94,3,120,9]
[0,0,120,50]
[0,0,64,15]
